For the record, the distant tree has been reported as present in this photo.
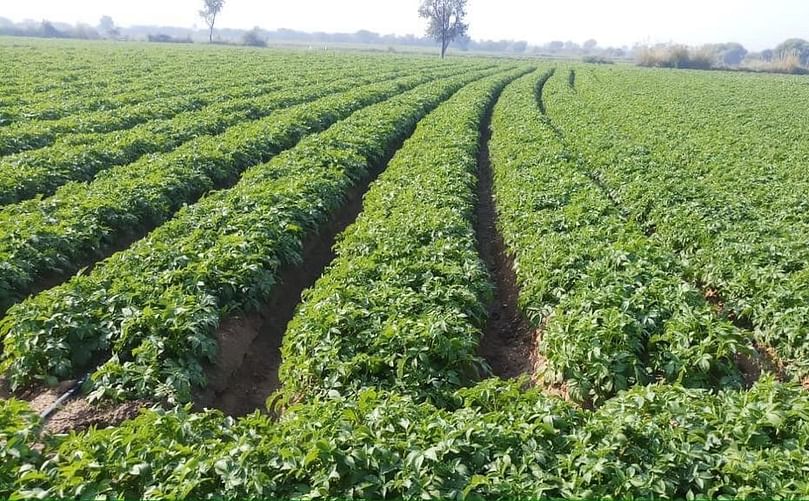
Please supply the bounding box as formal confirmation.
[242,27,266,47]
[478,39,510,52]
[418,0,468,58]
[98,15,114,32]
[455,33,471,51]
[353,29,380,44]
[719,42,747,65]
[39,20,62,38]
[774,38,809,64]
[199,0,225,43]
[148,33,193,44]
[701,43,746,66]
[563,41,580,51]
[73,23,100,39]
[509,40,527,53]
[547,40,564,52]
[98,15,120,38]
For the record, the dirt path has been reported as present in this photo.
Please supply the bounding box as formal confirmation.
[474,112,537,379]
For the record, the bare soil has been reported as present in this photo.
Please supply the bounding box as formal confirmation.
[735,351,768,388]
[7,118,427,423]
[735,342,790,387]
[474,113,537,380]
[0,377,10,399]
[698,285,787,386]
[8,174,372,426]
[10,379,147,433]
[755,343,788,380]
[43,398,146,434]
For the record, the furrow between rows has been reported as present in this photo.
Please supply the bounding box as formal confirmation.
[0,66,503,404]
[488,70,753,405]
[0,63,456,206]
[278,67,535,406]
[0,65,484,315]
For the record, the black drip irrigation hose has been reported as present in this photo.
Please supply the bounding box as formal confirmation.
[39,374,88,421]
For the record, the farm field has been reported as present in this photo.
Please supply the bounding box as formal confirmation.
[1,38,809,499]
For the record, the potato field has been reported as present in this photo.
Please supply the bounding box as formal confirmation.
[2,38,809,499]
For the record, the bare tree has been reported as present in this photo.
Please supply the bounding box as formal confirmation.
[418,0,468,59]
[199,0,225,43]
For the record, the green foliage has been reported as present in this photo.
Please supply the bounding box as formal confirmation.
[9,379,809,499]
[560,378,809,498]
[0,66,504,402]
[279,67,534,406]
[489,70,750,403]
[0,60,426,203]
[0,399,42,498]
[6,383,580,499]
[542,65,809,380]
[3,42,809,501]
[0,63,491,316]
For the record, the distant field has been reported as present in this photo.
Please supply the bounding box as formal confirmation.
[1,38,809,499]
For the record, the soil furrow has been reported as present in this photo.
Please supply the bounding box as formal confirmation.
[193,134,422,417]
[14,138,414,424]
[192,179,370,417]
[474,108,537,380]
[534,68,555,115]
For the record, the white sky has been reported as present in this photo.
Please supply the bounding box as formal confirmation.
[2,0,808,50]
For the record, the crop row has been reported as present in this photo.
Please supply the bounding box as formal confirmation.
[5,373,808,498]
[542,66,809,379]
[2,65,809,501]
[0,62,352,157]
[0,65,482,315]
[0,54,449,157]
[0,55,223,125]
[1,42,436,126]
[0,42,288,108]
[17,380,809,499]
[0,41,216,98]
[487,71,753,403]
[0,67,501,402]
[0,61,451,206]
[279,67,534,406]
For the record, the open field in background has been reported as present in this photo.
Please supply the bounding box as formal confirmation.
[1,37,809,499]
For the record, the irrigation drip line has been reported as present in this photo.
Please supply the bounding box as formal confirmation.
[39,374,88,421]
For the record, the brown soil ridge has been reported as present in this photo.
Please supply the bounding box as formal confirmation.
[43,398,146,435]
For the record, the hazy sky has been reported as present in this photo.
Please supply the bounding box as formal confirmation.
[2,0,807,50]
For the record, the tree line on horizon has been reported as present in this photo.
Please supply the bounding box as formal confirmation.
[1,0,807,73]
